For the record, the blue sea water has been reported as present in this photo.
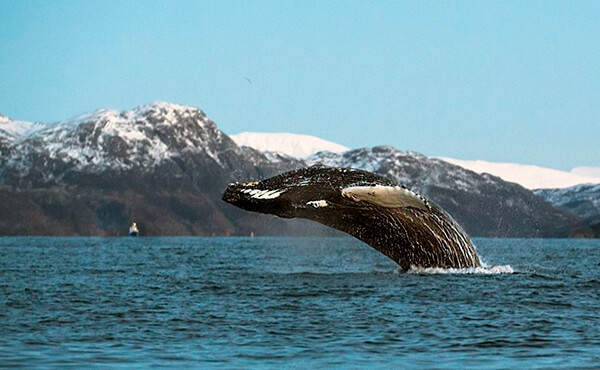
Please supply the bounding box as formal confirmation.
[1,237,599,368]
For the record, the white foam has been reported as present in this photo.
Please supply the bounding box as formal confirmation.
[405,263,514,275]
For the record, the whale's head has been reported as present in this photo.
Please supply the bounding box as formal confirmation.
[222,165,429,220]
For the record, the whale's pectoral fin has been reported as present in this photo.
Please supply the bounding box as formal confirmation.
[341,185,429,210]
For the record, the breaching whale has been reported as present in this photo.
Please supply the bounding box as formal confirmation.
[222,166,482,270]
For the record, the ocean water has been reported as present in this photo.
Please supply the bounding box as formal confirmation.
[1,237,599,368]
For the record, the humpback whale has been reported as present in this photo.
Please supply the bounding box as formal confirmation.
[222,166,482,270]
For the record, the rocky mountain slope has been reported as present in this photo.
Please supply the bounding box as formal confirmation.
[0,113,44,155]
[0,102,587,237]
[0,103,310,236]
[535,184,600,237]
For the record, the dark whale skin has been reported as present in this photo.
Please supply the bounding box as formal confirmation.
[222,165,482,271]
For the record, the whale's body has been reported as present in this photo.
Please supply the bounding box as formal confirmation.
[222,166,481,270]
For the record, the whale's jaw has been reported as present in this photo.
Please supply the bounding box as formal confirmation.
[222,165,482,270]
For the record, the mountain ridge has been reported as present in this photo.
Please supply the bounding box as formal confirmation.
[0,102,591,237]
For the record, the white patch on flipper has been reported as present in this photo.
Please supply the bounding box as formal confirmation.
[306,200,328,208]
[341,185,428,210]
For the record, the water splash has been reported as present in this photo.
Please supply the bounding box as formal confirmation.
[405,263,514,275]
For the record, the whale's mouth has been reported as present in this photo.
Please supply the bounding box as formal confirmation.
[222,180,298,218]
[222,175,342,219]
[223,181,287,203]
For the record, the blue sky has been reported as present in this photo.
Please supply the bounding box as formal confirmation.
[1,0,598,170]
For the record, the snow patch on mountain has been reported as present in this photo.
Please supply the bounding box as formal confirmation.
[571,166,600,178]
[0,113,45,140]
[230,132,348,158]
[440,157,600,190]
[534,183,600,219]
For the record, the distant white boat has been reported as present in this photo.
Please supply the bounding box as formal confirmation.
[128,222,139,237]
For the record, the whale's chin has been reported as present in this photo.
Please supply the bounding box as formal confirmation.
[222,165,482,270]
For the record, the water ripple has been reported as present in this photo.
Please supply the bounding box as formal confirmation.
[0,237,599,367]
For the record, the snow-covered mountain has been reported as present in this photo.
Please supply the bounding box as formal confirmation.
[0,102,306,235]
[440,157,600,190]
[7,102,230,172]
[230,132,348,158]
[0,102,313,205]
[1,102,280,187]
[0,102,589,237]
